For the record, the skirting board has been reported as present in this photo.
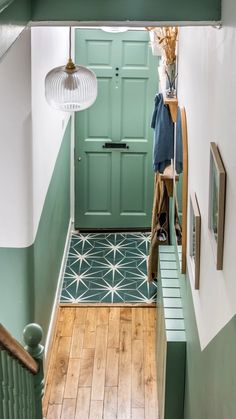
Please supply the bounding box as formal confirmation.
[43,218,73,373]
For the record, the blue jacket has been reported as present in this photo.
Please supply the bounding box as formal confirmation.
[151,93,174,173]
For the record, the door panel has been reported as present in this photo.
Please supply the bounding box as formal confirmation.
[122,41,148,67]
[75,29,158,229]
[85,152,112,214]
[86,78,113,139]
[86,40,113,66]
[120,153,147,214]
[121,78,148,139]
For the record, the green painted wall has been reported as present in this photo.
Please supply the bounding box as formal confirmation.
[33,120,71,338]
[180,272,236,419]
[0,121,71,343]
[0,246,34,342]
[31,0,221,22]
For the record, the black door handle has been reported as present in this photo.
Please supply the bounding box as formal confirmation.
[102,142,129,149]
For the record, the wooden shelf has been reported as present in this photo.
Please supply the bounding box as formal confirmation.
[164,97,178,123]
[160,164,179,197]
[160,173,179,181]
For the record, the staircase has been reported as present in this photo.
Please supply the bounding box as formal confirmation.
[0,323,44,418]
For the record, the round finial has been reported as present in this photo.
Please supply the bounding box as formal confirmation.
[23,323,43,348]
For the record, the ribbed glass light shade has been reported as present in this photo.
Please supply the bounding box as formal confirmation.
[45,63,97,112]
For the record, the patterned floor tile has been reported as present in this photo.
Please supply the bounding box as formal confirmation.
[60,232,157,304]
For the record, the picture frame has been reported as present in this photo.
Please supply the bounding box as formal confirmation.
[189,193,201,290]
[208,142,226,270]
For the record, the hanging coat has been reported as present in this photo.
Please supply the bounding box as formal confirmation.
[151,93,174,173]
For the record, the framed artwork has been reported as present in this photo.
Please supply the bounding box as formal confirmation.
[208,142,226,270]
[189,193,201,290]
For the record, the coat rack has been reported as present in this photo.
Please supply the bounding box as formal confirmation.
[159,97,179,197]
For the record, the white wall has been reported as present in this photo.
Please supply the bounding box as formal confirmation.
[178,0,236,348]
[31,26,71,242]
[0,26,71,248]
[0,28,33,248]
[0,24,26,59]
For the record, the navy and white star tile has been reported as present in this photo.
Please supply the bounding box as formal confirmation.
[60,232,157,304]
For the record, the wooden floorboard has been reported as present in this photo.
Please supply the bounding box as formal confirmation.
[43,306,158,419]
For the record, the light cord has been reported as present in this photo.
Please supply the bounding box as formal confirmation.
[66,26,75,70]
[69,26,72,61]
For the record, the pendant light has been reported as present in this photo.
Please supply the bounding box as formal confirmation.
[45,27,97,112]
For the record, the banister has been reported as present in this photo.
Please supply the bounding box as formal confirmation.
[0,323,38,375]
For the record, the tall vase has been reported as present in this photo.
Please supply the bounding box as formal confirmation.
[165,62,177,98]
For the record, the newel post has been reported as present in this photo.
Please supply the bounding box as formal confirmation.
[23,324,44,419]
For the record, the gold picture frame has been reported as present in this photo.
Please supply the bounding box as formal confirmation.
[180,107,188,274]
[208,142,226,270]
[189,193,201,290]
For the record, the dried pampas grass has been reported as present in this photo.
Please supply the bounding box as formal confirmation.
[147,26,178,65]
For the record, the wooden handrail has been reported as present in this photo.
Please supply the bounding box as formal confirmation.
[0,323,38,375]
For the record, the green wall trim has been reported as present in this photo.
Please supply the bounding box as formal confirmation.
[0,0,30,23]
[31,0,221,23]
[0,120,71,343]
[0,0,15,15]
[0,0,31,58]
[179,271,236,419]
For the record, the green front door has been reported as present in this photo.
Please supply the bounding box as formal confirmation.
[75,29,158,229]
